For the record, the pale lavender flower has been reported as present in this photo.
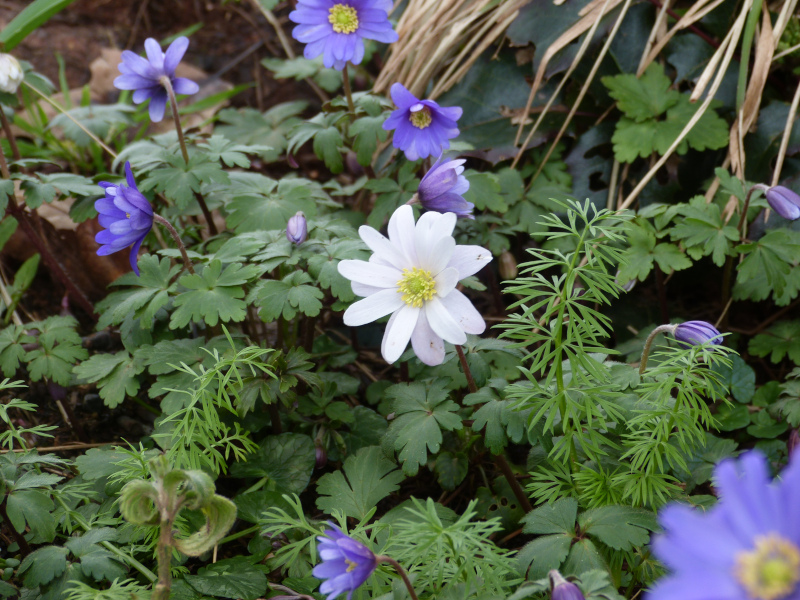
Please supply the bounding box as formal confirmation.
[418,156,473,218]
[649,451,800,600]
[313,522,377,600]
[382,83,462,161]
[114,37,199,122]
[287,211,308,244]
[95,162,153,276]
[765,185,800,220]
[289,0,398,71]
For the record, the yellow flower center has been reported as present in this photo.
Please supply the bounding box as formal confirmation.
[345,558,358,573]
[329,4,359,34]
[409,107,432,129]
[125,212,131,218]
[735,534,800,600]
[397,267,436,307]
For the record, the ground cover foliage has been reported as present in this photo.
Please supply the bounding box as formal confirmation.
[1,0,800,599]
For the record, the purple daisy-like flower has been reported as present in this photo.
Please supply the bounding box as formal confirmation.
[649,451,800,600]
[312,522,378,600]
[418,155,473,218]
[382,83,462,161]
[114,37,199,122]
[95,161,153,276]
[673,320,722,346]
[289,0,398,71]
[765,185,800,221]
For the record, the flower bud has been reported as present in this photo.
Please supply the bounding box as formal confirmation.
[0,54,23,94]
[765,186,800,220]
[498,251,518,280]
[549,570,585,600]
[286,211,307,244]
[673,320,722,346]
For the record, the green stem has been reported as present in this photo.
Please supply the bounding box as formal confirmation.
[638,325,676,375]
[722,184,763,316]
[153,214,195,274]
[219,524,261,546]
[342,63,356,115]
[377,556,419,600]
[152,517,174,600]
[455,345,477,394]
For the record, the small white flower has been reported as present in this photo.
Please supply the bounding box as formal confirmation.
[0,54,23,94]
[338,205,492,366]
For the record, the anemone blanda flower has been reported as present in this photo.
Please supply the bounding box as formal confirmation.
[338,205,491,366]
[287,211,308,244]
[289,0,398,71]
[382,83,462,161]
[114,37,199,122]
[649,451,800,600]
[95,161,153,276]
[313,522,378,600]
[417,155,473,218]
[0,54,23,94]
[673,321,722,346]
[765,185,800,221]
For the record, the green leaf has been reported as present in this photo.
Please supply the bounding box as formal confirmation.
[96,255,180,329]
[0,180,15,218]
[141,153,228,209]
[522,497,578,535]
[316,445,404,518]
[170,260,261,329]
[464,171,506,212]
[313,126,344,173]
[715,403,751,431]
[562,538,608,576]
[184,557,267,600]
[383,380,463,475]
[17,545,68,587]
[652,242,692,274]
[749,320,800,364]
[78,550,126,581]
[730,355,756,403]
[262,56,341,93]
[517,534,572,580]
[250,271,324,322]
[0,325,31,376]
[26,334,87,386]
[225,175,319,234]
[434,451,469,490]
[737,230,800,300]
[0,0,76,50]
[747,411,788,439]
[230,433,315,494]
[670,196,739,266]
[21,178,56,209]
[602,63,679,122]
[198,134,272,168]
[349,114,388,166]
[580,505,658,550]
[6,489,56,542]
[73,350,145,409]
[467,389,530,454]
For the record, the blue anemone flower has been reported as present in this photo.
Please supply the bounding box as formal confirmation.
[312,522,377,600]
[418,155,473,218]
[95,162,153,276]
[673,321,722,346]
[650,451,800,600]
[114,37,199,122]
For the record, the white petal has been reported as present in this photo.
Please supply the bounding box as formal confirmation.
[414,213,457,272]
[388,205,417,265]
[411,311,446,366]
[358,225,409,271]
[447,245,493,279]
[434,267,459,298]
[425,235,456,275]
[338,260,401,288]
[381,304,420,363]
[439,289,486,334]
[351,281,384,297]
[343,288,404,326]
[424,296,467,345]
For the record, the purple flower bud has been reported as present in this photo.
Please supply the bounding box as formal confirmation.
[287,211,307,245]
[549,570,585,600]
[417,155,473,218]
[765,185,800,220]
[673,321,722,346]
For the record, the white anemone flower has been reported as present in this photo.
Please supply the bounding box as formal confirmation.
[0,54,23,94]
[338,205,492,366]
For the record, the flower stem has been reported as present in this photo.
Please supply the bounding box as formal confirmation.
[159,76,217,236]
[638,324,677,375]
[0,106,21,161]
[153,214,195,274]
[455,344,477,394]
[153,515,174,600]
[377,556,419,600]
[342,63,356,115]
